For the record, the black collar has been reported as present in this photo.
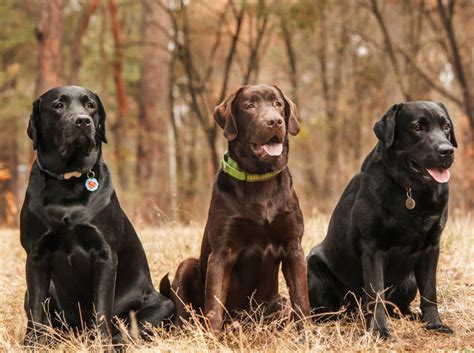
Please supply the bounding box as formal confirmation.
[36,158,90,180]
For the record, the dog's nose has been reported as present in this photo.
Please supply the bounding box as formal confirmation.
[438,144,454,157]
[74,116,93,128]
[265,116,284,128]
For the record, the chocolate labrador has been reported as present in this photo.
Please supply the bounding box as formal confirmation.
[161,84,310,334]
[21,86,174,346]
[307,102,456,338]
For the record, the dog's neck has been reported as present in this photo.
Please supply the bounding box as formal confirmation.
[36,143,101,177]
[227,141,289,175]
[222,151,286,182]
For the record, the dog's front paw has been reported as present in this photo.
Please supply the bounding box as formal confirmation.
[23,334,44,349]
[425,323,454,334]
[373,327,391,340]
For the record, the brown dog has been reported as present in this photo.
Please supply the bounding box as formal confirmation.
[163,84,310,334]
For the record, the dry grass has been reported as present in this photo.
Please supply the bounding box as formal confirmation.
[0,213,473,352]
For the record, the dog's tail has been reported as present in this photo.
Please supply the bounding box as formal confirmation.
[159,273,172,299]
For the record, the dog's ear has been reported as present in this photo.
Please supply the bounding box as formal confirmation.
[436,102,458,148]
[213,87,247,141]
[272,84,300,136]
[374,103,402,149]
[94,93,107,144]
[27,98,41,150]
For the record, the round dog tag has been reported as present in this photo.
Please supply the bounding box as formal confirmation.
[405,187,415,209]
[405,197,416,209]
[85,171,99,192]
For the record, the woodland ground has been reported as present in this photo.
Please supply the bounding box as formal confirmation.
[0,213,472,352]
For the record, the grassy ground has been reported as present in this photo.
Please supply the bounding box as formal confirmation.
[0,213,473,352]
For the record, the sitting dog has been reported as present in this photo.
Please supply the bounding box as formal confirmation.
[163,84,310,334]
[307,102,456,338]
[21,86,174,345]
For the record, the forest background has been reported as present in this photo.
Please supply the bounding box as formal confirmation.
[0,0,472,226]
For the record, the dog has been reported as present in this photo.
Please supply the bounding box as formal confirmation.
[307,101,456,338]
[162,84,310,334]
[21,86,174,346]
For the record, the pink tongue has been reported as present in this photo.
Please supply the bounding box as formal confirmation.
[426,168,450,183]
[262,143,283,156]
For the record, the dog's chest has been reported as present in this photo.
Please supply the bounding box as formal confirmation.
[231,209,301,250]
[249,199,281,224]
[413,213,441,234]
[34,225,108,265]
[379,211,443,253]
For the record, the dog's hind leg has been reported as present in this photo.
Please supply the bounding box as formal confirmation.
[170,258,204,328]
[307,247,344,321]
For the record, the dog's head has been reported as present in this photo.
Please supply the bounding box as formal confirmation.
[28,86,107,171]
[214,84,300,173]
[374,101,457,185]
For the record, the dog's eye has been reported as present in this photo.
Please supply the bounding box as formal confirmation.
[414,124,423,132]
[443,123,451,131]
[54,102,64,110]
[86,102,95,109]
[275,101,282,107]
[246,103,256,109]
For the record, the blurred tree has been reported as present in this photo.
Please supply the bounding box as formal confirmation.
[168,0,247,173]
[317,1,349,196]
[368,0,473,135]
[35,0,64,96]
[136,0,172,220]
[108,0,130,190]
[0,0,472,224]
[434,0,473,132]
[69,0,101,84]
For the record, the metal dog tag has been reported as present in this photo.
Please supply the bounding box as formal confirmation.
[405,187,415,209]
[85,171,99,192]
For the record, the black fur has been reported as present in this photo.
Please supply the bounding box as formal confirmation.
[307,101,456,338]
[21,86,173,346]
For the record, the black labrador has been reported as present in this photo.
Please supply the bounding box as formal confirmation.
[307,101,456,338]
[21,86,174,346]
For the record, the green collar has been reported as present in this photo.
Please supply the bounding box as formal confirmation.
[221,151,285,182]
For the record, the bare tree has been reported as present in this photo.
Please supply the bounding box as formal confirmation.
[280,9,298,106]
[367,0,473,134]
[69,0,101,84]
[369,0,412,101]
[108,0,130,190]
[317,2,349,196]
[35,0,64,96]
[166,0,246,173]
[242,0,272,84]
[435,0,473,131]
[136,0,172,217]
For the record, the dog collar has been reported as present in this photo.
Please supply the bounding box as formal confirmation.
[36,159,82,180]
[221,151,285,182]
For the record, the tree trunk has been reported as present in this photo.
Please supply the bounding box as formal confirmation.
[0,59,19,226]
[35,0,64,96]
[280,14,298,106]
[108,0,129,190]
[436,0,473,132]
[136,0,171,215]
[69,0,101,84]
[370,0,411,101]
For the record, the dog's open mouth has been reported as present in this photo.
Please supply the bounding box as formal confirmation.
[408,159,451,183]
[250,135,283,157]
